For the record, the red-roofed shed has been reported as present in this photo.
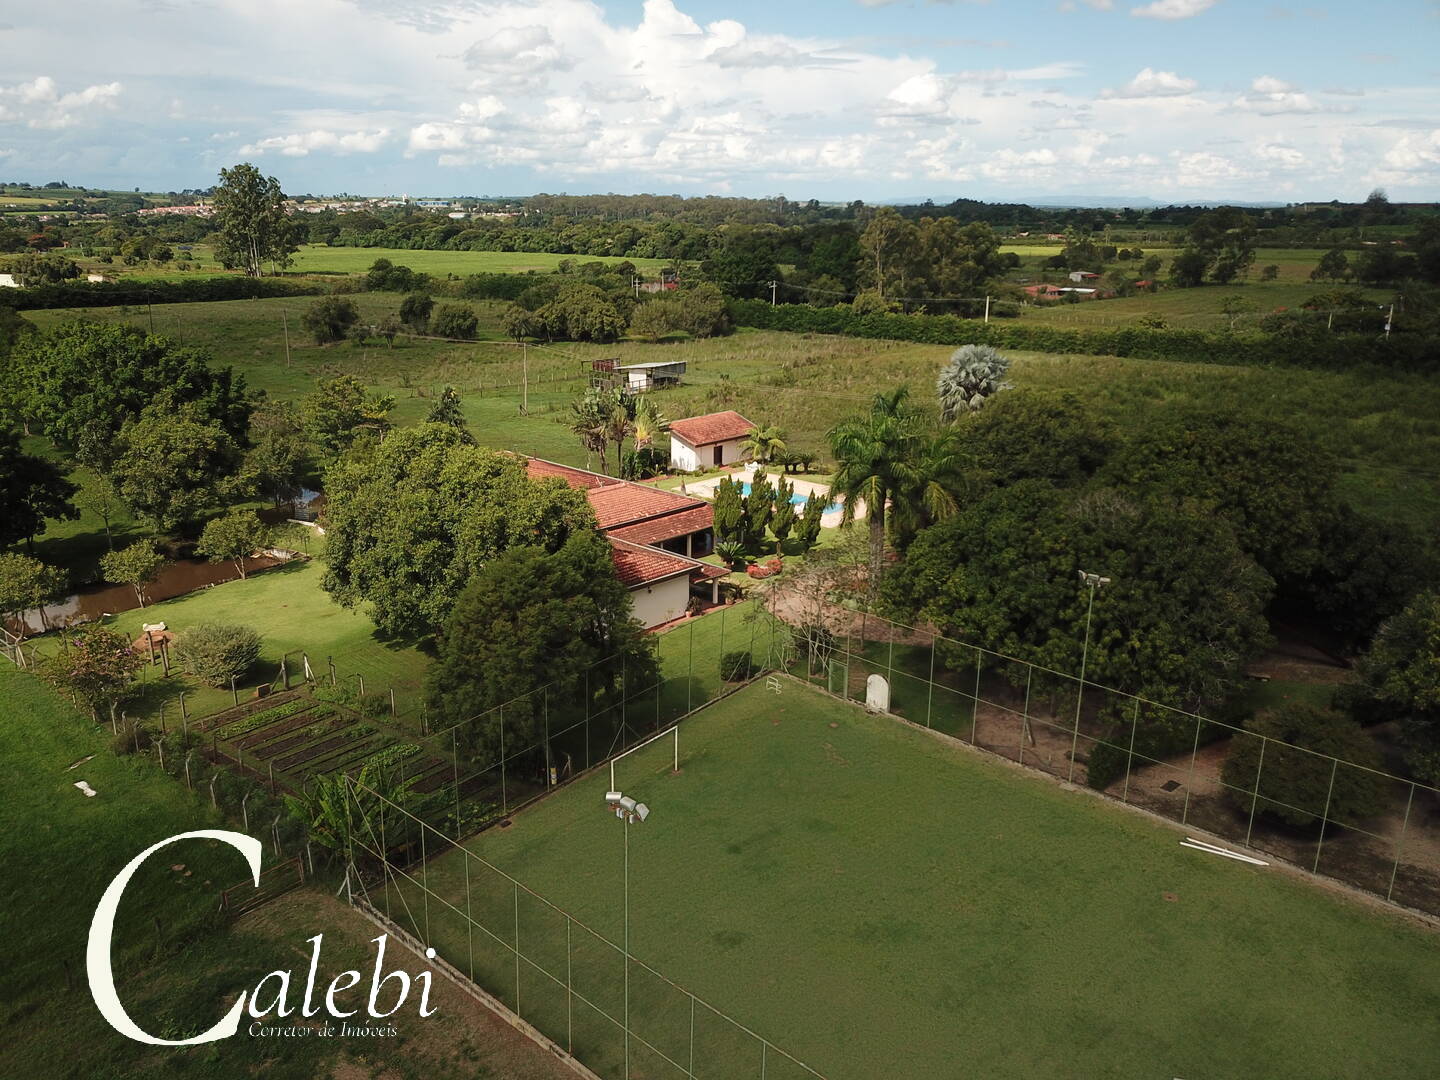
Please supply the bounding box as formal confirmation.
[669,411,755,471]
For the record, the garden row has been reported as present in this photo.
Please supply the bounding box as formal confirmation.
[199,690,448,794]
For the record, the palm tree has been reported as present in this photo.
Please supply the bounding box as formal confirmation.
[888,428,972,551]
[602,393,634,476]
[827,386,925,588]
[569,389,610,471]
[742,424,788,464]
[936,344,1011,422]
[632,396,669,450]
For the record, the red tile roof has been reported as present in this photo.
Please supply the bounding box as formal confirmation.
[608,504,714,545]
[608,538,697,587]
[586,483,708,530]
[669,411,755,447]
[525,458,618,491]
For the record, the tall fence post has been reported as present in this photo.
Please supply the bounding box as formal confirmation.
[1312,758,1339,874]
[1182,715,1202,825]
[1245,737,1268,847]
[970,650,981,745]
[1121,698,1141,804]
[925,633,935,729]
[1387,784,1416,903]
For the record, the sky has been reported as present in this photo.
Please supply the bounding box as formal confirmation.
[1,0,1438,203]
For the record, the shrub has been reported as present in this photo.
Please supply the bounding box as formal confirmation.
[399,292,434,331]
[302,296,360,344]
[430,302,479,340]
[1220,704,1387,828]
[2,275,323,310]
[111,723,152,756]
[178,623,263,688]
[720,650,756,682]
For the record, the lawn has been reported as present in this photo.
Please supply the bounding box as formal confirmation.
[0,665,576,1080]
[75,557,432,729]
[379,678,1440,1080]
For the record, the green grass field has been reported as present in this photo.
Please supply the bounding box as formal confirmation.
[0,665,575,1080]
[285,245,675,277]
[388,678,1440,1080]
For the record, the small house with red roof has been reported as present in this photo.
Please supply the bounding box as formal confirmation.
[668,411,755,471]
[524,457,725,628]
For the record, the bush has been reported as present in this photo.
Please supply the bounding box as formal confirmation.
[430,303,479,340]
[399,292,434,331]
[178,623,263,688]
[302,296,360,344]
[720,650,756,682]
[1220,704,1388,828]
[111,723,152,756]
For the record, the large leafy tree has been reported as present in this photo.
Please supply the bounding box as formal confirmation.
[110,406,247,534]
[885,481,1273,714]
[0,429,77,548]
[3,322,252,463]
[302,375,395,456]
[1221,704,1386,828]
[1349,591,1440,784]
[827,386,926,587]
[211,163,301,277]
[857,207,921,300]
[42,623,144,722]
[246,399,311,505]
[952,390,1115,488]
[321,425,596,636]
[100,541,167,607]
[425,529,658,764]
[701,228,783,301]
[1100,408,1338,582]
[197,509,271,580]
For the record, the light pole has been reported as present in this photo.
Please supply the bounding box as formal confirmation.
[1069,570,1111,783]
[604,791,650,1080]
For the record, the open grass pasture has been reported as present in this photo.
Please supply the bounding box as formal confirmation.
[23,298,1440,532]
[385,678,1440,1080]
[0,664,577,1080]
[285,244,675,277]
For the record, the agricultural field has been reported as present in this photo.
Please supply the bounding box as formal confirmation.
[22,298,1440,532]
[380,678,1440,1080]
[286,244,676,278]
[0,665,578,1080]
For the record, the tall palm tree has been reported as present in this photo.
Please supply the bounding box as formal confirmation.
[569,389,610,472]
[936,344,1011,422]
[827,386,925,588]
[742,424,788,464]
[631,396,669,450]
[888,427,973,552]
[603,393,634,476]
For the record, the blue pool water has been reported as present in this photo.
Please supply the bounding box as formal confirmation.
[741,483,840,514]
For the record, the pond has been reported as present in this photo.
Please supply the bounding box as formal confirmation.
[6,552,292,638]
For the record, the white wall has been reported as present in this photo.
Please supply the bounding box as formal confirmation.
[670,434,748,472]
[0,274,19,288]
[670,435,701,472]
[629,575,691,629]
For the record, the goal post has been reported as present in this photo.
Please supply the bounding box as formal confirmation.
[609,723,680,794]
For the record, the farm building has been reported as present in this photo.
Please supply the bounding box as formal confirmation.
[1068,271,1101,283]
[590,357,686,393]
[524,458,724,628]
[669,411,755,471]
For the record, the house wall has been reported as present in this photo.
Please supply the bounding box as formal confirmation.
[0,274,19,288]
[670,435,701,472]
[629,576,691,628]
[670,434,749,472]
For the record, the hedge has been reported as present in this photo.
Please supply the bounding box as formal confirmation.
[727,299,1438,372]
[3,275,325,310]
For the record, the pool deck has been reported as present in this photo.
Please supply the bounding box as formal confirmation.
[681,464,864,527]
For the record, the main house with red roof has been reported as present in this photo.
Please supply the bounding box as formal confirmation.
[668,410,755,471]
[524,457,726,630]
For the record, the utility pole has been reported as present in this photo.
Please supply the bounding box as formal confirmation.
[769,280,777,306]
[521,341,529,415]
[1385,303,1394,340]
[281,309,292,367]
[632,275,640,299]
[984,295,991,324]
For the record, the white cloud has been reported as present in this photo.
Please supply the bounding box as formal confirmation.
[1131,0,1218,19]
[1232,74,1324,114]
[1101,67,1198,98]
[239,129,391,156]
[0,75,122,129]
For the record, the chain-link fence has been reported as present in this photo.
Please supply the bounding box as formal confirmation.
[345,767,826,1080]
[770,601,1440,918]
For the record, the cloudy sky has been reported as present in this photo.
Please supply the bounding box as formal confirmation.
[2,0,1438,201]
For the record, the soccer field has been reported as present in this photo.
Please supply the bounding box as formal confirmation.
[366,679,1440,1080]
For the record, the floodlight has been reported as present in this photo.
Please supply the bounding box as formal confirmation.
[633,802,649,823]
[619,796,636,814]
[605,790,623,805]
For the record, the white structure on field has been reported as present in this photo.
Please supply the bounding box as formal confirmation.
[669,411,755,472]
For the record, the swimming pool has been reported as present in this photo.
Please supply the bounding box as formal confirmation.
[741,482,840,515]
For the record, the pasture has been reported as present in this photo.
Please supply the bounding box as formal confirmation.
[23,298,1440,533]
[379,678,1440,1080]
